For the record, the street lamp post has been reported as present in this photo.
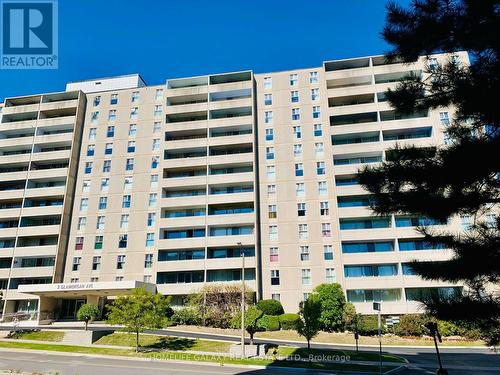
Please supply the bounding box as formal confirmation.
[238,242,245,358]
[373,302,382,374]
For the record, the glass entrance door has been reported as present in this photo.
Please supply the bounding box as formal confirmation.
[60,299,86,319]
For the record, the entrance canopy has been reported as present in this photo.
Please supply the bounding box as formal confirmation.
[18,280,156,298]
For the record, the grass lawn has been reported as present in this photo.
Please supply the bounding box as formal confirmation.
[0,341,398,373]
[275,345,406,363]
[95,332,231,353]
[7,330,64,342]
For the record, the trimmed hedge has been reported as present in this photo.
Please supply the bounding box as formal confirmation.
[357,315,384,336]
[258,314,280,331]
[279,313,300,330]
[257,299,284,316]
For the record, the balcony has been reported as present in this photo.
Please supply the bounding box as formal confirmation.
[39,99,78,112]
[36,115,76,128]
[330,112,378,127]
[209,106,252,121]
[166,111,208,124]
[9,265,54,278]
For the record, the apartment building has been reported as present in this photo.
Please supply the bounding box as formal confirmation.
[0,52,467,321]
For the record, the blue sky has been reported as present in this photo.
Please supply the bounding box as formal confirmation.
[0,0,410,101]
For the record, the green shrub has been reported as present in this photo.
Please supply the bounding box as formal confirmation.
[258,314,280,331]
[257,299,284,316]
[393,314,430,337]
[357,315,384,336]
[171,307,202,326]
[279,313,300,330]
[313,283,346,332]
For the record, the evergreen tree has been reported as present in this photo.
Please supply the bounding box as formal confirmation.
[358,0,500,345]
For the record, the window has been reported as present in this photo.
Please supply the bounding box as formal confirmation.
[265,128,274,141]
[108,109,117,121]
[154,105,163,117]
[313,106,321,119]
[461,215,472,230]
[77,217,86,230]
[80,198,88,212]
[311,88,319,101]
[340,217,391,230]
[291,90,299,103]
[270,247,279,262]
[344,264,398,278]
[148,193,157,208]
[316,161,325,175]
[117,255,126,269]
[293,144,302,157]
[110,93,118,105]
[309,71,318,84]
[268,204,277,219]
[92,256,101,271]
[264,111,273,124]
[439,112,450,126]
[122,195,131,208]
[263,77,272,89]
[127,141,136,153]
[98,197,107,210]
[300,246,309,261]
[146,233,154,247]
[266,146,275,160]
[91,277,99,282]
[292,108,300,121]
[342,241,394,253]
[100,178,109,192]
[271,270,280,285]
[93,96,101,107]
[320,201,329,216]
[299,224,308,239]
[314,124,323,137]
[315,142,324,155]
[131,91,140,103]
[269,225,278,241]
[264,93,272,106]
[147,213,156,227]
[295,163,304,177]
[150,174,159,189]
[318,181,328,195]
[106,126,114,138]
[126,158,134,171]
[91,111,99,124]
[119,234,128,248]
[152,139,160,151]
[272,293,280,301]
[153,121,162,133]
[94,236,103,250]
[302,269,311,285]
[297,202,306,216]
[102,160,111,173]
[267,184,276,196]
[325,268,336,283]
[124,176,133,190]
[87,144,95,157]
[105,143,113,155]
[89,128,97,140]
[84,162,93,174]
[75,237,84,250]
[72,257,81,271]
[155,88,164,100]
[293,125,301,139]
[266,165,276,180]
[128,124,137,136]
[322,223,332,237]
[290,73,298,86]
[116,276,124,281]
[70,278,79,283]
[82,180,91,193]
[296,183,305,197]
[151,156,159,169]
[96,216,105,230]
[145,254,154,268]
[130,107,139,119]
[324,245,333,260]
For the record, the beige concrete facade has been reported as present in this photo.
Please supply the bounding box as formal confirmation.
[0,53,469,320]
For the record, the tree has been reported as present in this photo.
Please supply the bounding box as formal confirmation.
[313,283,346,331]
[341,302,358,332]
[244,306,263,345]
[296,294,322,349]
[357,0,500,345]
[76,304,100,331]
[107,288,171,351]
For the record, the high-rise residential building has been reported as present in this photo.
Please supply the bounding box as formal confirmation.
[0,52,468,322]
